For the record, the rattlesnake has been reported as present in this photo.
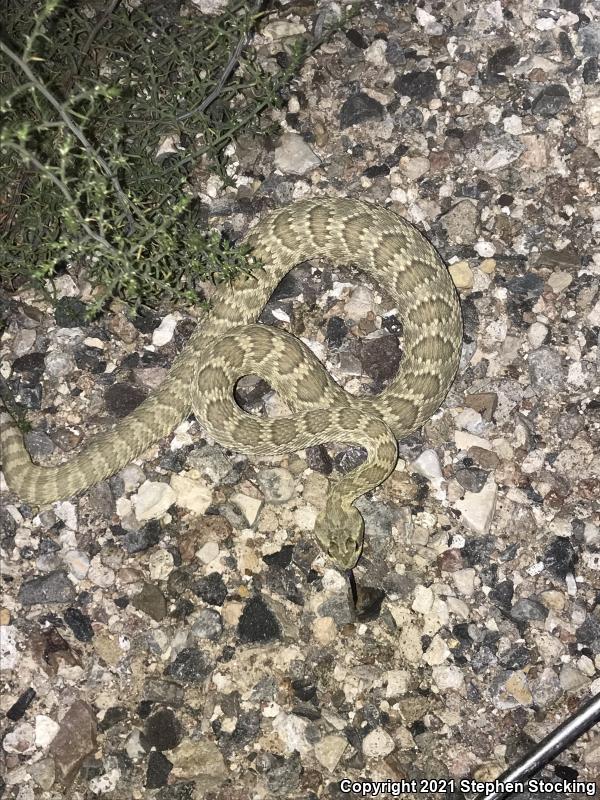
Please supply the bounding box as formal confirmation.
[0,197,462,569]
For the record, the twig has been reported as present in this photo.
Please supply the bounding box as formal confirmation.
[176,28,248,122]
[75,0,122,75]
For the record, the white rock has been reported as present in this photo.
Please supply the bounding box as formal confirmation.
[12,329,36,357]
[559,663,589,692]
[584,522,600,546]
[402,156,431,181]
[384,669,410,697]
[295,504,317,531]
[132,480,176,521]
[452,568,476,597]
[527,322,548,348]
[314,734,348,771]
[432,665,465,691]
[274,133,320,175]
[119,464,145,492]
[116,497,133,519]
[449,261,474,290]
[83,337,105,349]
[423,635,450,666]
[125,729,145,760]
[45,352,76,378]
[48,274,79,296]
[454,431,492,451]
[262,20,306,41]
[257,468,296,504]
[53,501,78,531]
[415,7,437,29]
[455,407,485,434]
[447,597,470,618]
[521,449,545,474]
[3,722,36,754]
[154,133,180,160]
[35,715,59,749]
[197,541,220,565]
[583,552,600,572]
[503,114,523,134]
[344,286,375,320]
[362,727,395,758]
[390,611,422,664]
[148,549,174,580]
[88,557,115,588]
[28,757,55,790]
[412,584,434,614]
[170,472,212,515]
[191,0,229,14]
[16,784,35,800]
[455,480,497,534]
[313,616,337,645]
[411,450,443,487]
[152,314,180,347]
[299,337,327,362]
[0,626,21,671]
[63,549,90,580]
[474,240,496,258]
[89,766,121,794]
[364,39,387,67]
[547,270,572,293]
[271,712,312,754]
[231,492,262,525]
[587,299,600,327]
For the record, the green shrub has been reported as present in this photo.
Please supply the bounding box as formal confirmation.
[0,0,356,312]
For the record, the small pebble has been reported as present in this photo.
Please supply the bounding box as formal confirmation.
[362,728,395,758]
[449,261,474,290]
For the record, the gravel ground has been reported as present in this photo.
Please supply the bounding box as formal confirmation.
[1,1,600,799]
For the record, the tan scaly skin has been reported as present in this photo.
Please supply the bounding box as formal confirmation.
[0,197,462,570]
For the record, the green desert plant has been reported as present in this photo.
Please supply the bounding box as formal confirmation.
[0,0,356,312]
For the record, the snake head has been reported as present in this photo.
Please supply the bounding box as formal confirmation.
[314,503,364,571]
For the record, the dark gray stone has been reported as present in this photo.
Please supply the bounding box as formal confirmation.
[18,570,75,605]
[361,334,402,384]
[544,536,578,579]
[146,751,173,789]
[104,382,148,418]
[54,297,89,327]
[532,84,571,117]
[23,431,54,459]
[142,709,183,751]
[238,597,281,643]
[510,597,548,622]
[64,607,94,642]
[193,572,228,606]
[486,44,520,80]
[166,647,214,682]
[393,70,437,100]
[528,347,564,393]
[455,467,489,493]
[339,92,385,129]
[132,582,167,621]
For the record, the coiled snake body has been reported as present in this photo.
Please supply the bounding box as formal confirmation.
[1,198,462,569]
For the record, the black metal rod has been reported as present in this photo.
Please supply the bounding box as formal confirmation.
[473,692,600,800]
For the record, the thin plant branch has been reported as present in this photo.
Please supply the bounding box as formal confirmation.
[0,38,135,232]
[75,0,122,75]
[2,141,119,254]
[177,29,248,122]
